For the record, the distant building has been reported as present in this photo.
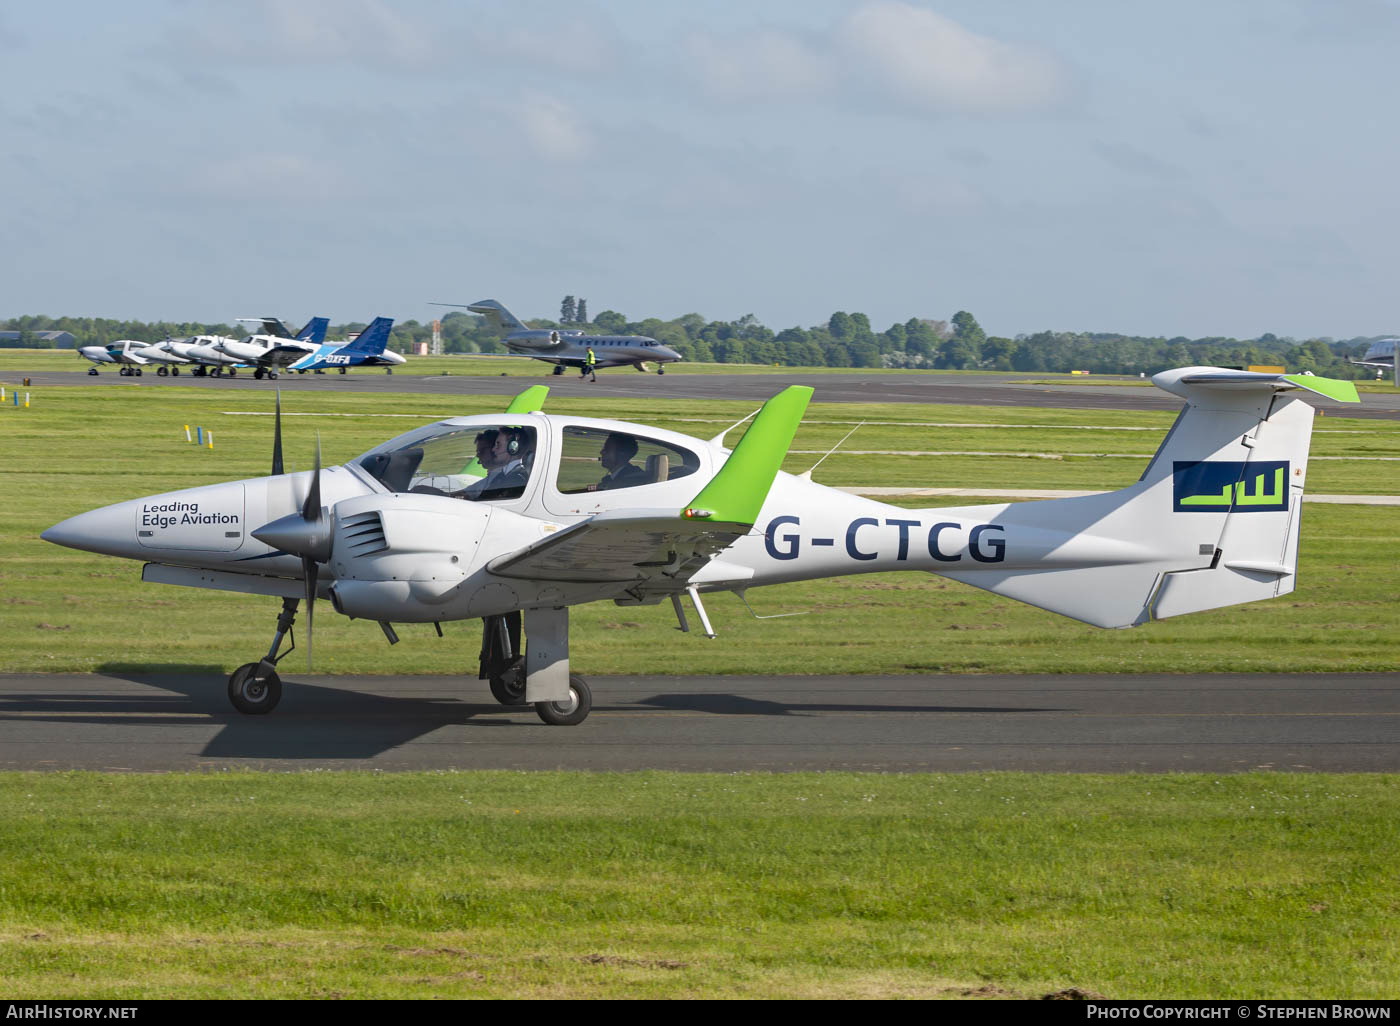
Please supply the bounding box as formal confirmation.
[0,330,77,348]
[412,340,429,356]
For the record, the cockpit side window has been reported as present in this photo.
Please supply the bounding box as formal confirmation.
[555,426,699,494]
[358,425,538,501]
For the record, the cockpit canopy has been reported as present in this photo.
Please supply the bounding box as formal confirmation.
[354,416,704,506]
[357,422,539,502]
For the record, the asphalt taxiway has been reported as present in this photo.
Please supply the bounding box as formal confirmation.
[2,672,1395,773]
[6,367,1398,419]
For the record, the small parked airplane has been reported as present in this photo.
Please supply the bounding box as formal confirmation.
[163,335,248,377]
[217,317,330,379]
[431,299,683,376]
[42,367,1357,726]
[289,317,405,375]
[78,340,154,376]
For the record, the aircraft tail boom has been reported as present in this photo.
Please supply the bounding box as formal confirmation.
[916,368,1353,627]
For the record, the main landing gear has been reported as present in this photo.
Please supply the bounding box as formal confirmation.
[552,365,565,376]
[88,367,99,375]
[227,596,298,714]
[480,610,592,725]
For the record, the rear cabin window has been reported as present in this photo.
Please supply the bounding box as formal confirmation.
[555,427,698,494]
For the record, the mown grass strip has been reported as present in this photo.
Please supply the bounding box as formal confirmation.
[0,770,1396,999]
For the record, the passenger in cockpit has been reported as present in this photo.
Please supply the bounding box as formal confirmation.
[587,433,648,492]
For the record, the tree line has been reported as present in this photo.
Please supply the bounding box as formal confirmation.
[0,308,1387,379]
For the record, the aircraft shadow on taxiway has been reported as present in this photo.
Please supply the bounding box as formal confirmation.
[2,668,1070,761]
[631,693,1066,716]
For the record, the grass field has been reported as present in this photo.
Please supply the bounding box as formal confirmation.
[2,385,1397,675]
[1,771,1396,999]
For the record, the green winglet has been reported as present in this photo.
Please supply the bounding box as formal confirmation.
[682,385,813,525]
[461,385,552,478]
[1282,375,1360,404]
[505,384,550,414]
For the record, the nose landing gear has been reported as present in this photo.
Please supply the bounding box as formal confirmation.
[227,596,299,714]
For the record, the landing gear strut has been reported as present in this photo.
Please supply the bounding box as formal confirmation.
[227,596,298,714]
[478,608,591,725]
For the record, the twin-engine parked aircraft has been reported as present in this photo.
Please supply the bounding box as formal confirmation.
[289,317,405,374]
[42,368,1358,726]
[216,317,329,379]
[432,299,683,376]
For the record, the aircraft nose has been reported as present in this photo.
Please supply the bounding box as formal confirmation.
[41,506,131,556]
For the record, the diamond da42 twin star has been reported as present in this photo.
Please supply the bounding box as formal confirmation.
[41,368,1358,726]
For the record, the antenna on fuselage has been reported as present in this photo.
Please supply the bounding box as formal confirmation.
[798,422,864,481]
[708,408,761,447]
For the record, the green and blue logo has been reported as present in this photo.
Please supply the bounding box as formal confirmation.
[1173,461,1289,513]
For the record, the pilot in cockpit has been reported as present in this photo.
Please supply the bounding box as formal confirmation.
[461,427,532,500]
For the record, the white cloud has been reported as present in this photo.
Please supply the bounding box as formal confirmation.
[681,3,1066,116]
[839,2,1066,114]
[185,153,353,205]
[170,0,436,66]
[513,92,594,161]
[684,27,830,101]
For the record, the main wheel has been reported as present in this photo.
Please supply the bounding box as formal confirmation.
[339,367,347,374]
[489,673,528,706]
[253,368,264,380]
[552,365,565,375]
[157,366,168,377]
[536,674,591,726]
[172,367,180,376]
[228,662,282,715]
[88,367,99,375]
[228,368,237,377]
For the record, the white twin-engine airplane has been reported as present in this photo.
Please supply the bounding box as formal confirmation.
[41,368,1359,726]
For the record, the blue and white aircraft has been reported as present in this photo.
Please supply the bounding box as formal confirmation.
[217,317,330,380]
[289,317,405,375]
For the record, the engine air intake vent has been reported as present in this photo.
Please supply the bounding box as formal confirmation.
[341,510,387,556]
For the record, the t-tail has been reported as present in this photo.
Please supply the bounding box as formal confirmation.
[466,300,528,337]
[913,368,1359,628]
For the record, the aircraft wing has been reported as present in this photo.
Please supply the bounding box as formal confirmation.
[485,384,813,590]
[486,509,754,585]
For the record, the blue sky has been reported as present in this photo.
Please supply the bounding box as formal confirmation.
[3,0,1397,339]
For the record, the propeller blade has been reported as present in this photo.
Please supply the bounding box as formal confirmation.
[303,556,317,671]
[271,389,284,476]
[301,434,322,523]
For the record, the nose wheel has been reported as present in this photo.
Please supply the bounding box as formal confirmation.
[228,597,299,715]
[228,663,282,715]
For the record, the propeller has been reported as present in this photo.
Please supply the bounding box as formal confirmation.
[300,436,323,671]
[271,388,284,476]
[252,412,331,671]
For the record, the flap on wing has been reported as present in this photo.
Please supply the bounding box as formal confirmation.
[486,510,752,583]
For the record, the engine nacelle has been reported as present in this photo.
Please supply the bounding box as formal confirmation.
[328,493,492,592]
